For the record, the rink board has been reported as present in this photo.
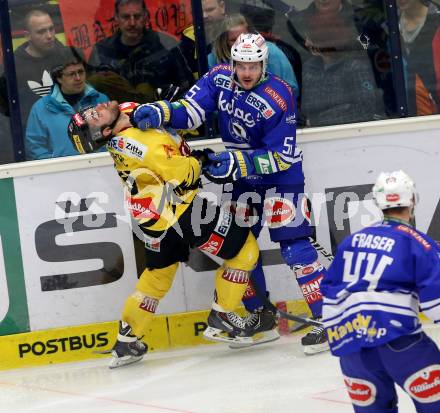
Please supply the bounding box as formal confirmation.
[0,300,307,370]
[0,116,439,369]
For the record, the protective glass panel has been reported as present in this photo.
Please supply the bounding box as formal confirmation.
[397,0,440,117]
[7,0,193,161]
[0,35,15,164]
[222,0,403,127]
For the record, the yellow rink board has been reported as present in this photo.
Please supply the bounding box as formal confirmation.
[0,300,310,370]
[2,300,426,370]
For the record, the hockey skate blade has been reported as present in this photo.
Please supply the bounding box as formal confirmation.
[229,329,280,349]
[303,341,330,356]
[203,326,253,345]
[109,354,144,369]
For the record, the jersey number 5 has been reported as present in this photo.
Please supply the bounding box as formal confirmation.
[282,136,294,155]
[342,251,394,290]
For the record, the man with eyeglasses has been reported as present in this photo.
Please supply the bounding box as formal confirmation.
[88,0,193,102]
[25,48,108,160]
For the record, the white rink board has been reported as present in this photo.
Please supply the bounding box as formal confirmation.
[5,125,440,331]
[301,127,440,247]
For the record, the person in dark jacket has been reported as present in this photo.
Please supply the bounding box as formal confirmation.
[0,9,68,125]
[179,0,226,79]
[88,0,192,100]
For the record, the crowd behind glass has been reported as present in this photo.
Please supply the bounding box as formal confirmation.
[0,0,438,163]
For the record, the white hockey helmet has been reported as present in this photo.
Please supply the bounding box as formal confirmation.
[372,170,419,210]
[230,33,268,81]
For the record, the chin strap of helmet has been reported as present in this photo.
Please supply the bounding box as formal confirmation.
[102,109,122,137]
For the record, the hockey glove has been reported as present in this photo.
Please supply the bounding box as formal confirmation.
[204,151,253,184]
[191,148,214,169]
[131,100,172,130]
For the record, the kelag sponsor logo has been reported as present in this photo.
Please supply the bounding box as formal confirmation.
[18,332,109,358]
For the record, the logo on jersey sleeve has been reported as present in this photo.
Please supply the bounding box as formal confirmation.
[214,74,232,90]
[395,225,432,250]
[404,365,440,403]
[263,86,287,111]
[344,376,377,406]
[263,197,295,228]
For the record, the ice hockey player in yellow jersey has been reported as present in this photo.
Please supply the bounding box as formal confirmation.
[68,101,261,368]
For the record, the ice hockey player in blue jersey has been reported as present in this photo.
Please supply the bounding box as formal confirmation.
[130,33,328,354]
[321,170,440,412]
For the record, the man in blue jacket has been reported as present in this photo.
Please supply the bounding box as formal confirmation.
[25,48,108,160]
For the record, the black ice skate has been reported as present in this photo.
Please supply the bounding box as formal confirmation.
[109,321,148,369]
[230,306,280,349]
[301,318,329,355]
[203,308,253,345]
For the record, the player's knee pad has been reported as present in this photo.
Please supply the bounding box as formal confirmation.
[280,238,318,268]
[136,262,179,299]
[224,232,259,272]
[280,238,325,318]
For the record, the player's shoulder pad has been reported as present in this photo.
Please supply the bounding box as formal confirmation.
[208,63,232,77]
[259,75,294,112]
[393,224,435,251]
[269,74,294,96]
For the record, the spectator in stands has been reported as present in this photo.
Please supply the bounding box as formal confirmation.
[25,49,108,160]
[288,0,395,117]
[398,0,440,116]
[208,13,299,95]
[88,0,193,101]
[239,4,303,103]
[0,9,67,125]
[300,12,385,126]
[180,0,226,79]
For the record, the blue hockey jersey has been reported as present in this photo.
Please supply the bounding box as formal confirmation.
[169,64,304,186]
[321,218,440,357]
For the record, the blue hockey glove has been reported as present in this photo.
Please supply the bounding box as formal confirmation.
[131,100,172,130]
[191,148,214,169]
[204,151,253,184]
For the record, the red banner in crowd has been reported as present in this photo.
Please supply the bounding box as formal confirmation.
[58,0,192,59]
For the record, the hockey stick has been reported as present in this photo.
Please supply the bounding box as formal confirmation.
[251,285,323,327]
[308,237,334,262]
[249,270,323,327]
